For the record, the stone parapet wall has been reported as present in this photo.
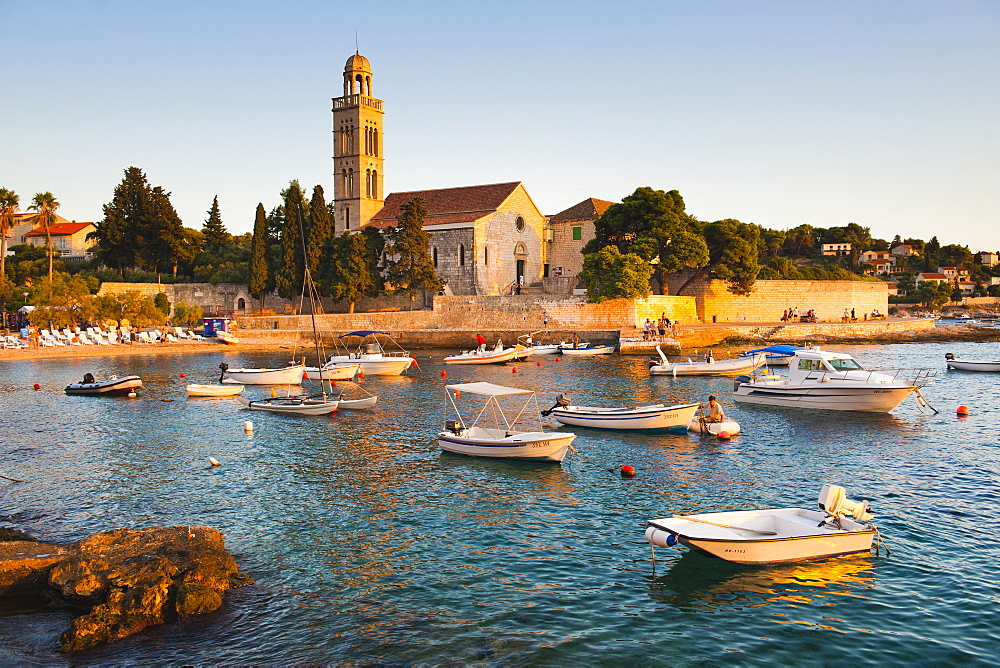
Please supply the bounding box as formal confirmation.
[666,276,889,323]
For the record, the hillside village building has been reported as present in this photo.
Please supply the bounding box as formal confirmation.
[4,213,95,260]
[546,198,614,280]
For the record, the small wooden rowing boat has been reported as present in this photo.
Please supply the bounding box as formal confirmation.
[186,384,244,397]
[544,396,700,432]
[558,344,616,355]
[220,363,305,385]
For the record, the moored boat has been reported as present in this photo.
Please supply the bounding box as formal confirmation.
[733,347,934,412]
[324,331,416,376]
[438,382,576,462]
[687,418,742,436]
[220,363,305,385]
[216,331,239,345]
[558,344,616,355]
[186,383,244,397]
[65,374,142,396]
[645,485,881,565]
[443,343,526,365]
[944,353,1000,372]
[304,363,361,380]
[738,344,805,367]
[543,395,699,432]
[650,346,766,376]
[236,395,339,415]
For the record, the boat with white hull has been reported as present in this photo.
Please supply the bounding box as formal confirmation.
[734,347,933,412]
[558,344,616,356]
[186,384,244,397]
[944,353,1000,372]
[324,331,415,376]
[544,395,700,432]
[687,418,741,436]
[645,485,880,565]
[650,347,766,376]
[738,344,805,367]
[304,363,361,380]
[236,395,339,415]
[444,343,527,365]
[438,382,576,462]
[221,363,305,385]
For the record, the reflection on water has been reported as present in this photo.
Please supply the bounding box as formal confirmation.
[648,552,876,613]
[1,344,999,664]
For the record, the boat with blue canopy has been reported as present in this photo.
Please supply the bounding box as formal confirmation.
[738,344,806,367]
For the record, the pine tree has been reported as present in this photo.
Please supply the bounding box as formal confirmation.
[143,186,186,276]
[305,185,334,285]
[320,232,376,313]
[248,203,271,311]
[385,198,443,299]
[92,166,148,274]
[202,196,232,249]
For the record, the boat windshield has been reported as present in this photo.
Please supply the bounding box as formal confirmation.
[828,358,864,371]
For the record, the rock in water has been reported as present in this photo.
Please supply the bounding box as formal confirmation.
[47,526,250,652]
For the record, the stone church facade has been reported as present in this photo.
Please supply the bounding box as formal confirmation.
[330,52,603,296]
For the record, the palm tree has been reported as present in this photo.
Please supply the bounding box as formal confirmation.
[29,191,60,281]
[0,188,19,276]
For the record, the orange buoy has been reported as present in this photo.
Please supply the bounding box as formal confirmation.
[620,465,636,478]
[441,370,447,377]
[271,389,277,397]
[359,371,365,379]
[718,431,731,440]
[331,380,337,386]
[511,366,518,373]
[32,383,40,390]
[536,361,542,366]
[555,356,561,362]
[957,406,969,415]
[455,390,460,397]
[302,371,309,379]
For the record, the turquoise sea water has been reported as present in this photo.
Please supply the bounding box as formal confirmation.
[1,341,998,665]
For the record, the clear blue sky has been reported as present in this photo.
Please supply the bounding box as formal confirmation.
[3,0,998,251]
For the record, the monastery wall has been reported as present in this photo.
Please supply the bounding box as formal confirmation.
[665,276,889,323]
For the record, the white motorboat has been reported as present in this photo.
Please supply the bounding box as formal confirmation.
[738,344,805,367]
[645,485,881,565]
[220,363,305,385]
[687,418,742,436]
[650,346,766,376]
[438,382,576,462]
[65,374,142,396]
[186,384,244,397]
[236,395,339,415]
[324,331,416,376]
[944,353,1000,372]
[558,344,616,355]
[733,347,934,412]
[304,363,361,381]
[444,342,527,365]
[543,394,700,432]
[531,341,590,355]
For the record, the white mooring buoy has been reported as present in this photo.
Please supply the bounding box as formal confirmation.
[208,457,221,467]
[243,420,254,433]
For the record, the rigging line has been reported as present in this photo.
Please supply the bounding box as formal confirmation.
[296,207,328,402]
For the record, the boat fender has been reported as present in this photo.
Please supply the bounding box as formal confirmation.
[733,374,751,391]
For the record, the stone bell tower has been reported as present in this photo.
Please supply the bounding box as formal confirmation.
[332,52,385,233]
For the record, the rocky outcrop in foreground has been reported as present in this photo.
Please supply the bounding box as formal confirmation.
[0,526,251,652]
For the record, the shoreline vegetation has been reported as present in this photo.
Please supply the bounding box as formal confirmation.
[2,323,997,363]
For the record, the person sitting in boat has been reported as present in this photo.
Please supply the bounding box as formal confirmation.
[475,334,487,352]
[83,372,95,384]
[701,395,726,423]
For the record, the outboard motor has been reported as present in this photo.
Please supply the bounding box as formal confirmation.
[218,362,229,384]
[733,374,751,392]
[945,353,955,361]
[444,420,463,434]
[541,393,571,416]
[818,484,875,522]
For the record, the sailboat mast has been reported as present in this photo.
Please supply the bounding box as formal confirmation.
[296,208,328,401]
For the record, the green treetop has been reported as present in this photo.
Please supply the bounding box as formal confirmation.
[578,245,653,302]
[202,195,232,249]
[385,197,443,299]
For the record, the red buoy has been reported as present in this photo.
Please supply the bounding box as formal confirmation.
[620,464,636,478]
[536,361,542,366]
[32,383,40,390]
[302,371,309,379]
[179,372,186,379]
[957,405,969,416]
[717,430,731,440]
[511,366,518,373]
[359,371,365,379]
[555,356,561,362]
[441,370,446,377]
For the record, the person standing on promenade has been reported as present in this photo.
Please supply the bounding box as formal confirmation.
[542,311,548,329]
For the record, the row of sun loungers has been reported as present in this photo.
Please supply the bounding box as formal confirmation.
[31,326,206,347]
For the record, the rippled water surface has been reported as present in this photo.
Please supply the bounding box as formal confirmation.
[1,342,999,665]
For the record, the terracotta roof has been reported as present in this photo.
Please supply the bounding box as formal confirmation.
[366,182,522,229]
[918,273,948,279]
[24,221,94,237]
[548,198,615,223]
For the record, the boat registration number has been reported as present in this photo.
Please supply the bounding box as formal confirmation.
[532,441,549,448]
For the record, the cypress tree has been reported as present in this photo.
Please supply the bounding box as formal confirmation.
[305,185,334,286]
[275,180,309,302]
[248,203,271,311]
